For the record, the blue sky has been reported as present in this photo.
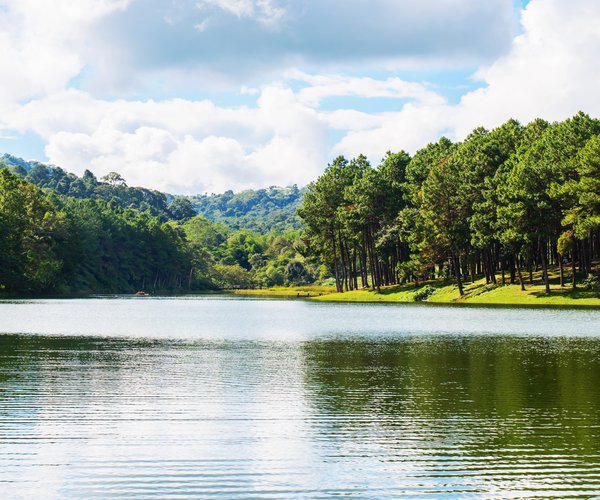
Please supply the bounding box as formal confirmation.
[0,0,598,194]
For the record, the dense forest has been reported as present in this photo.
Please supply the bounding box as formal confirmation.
[299,112,600,295]
[0,154,302,232]
[189,186,303,232]
[0,157,314,294]
[1,111,599,296]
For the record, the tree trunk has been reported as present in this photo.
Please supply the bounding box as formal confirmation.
[331,231,342,293]
[586,237,593,274]
[572,250,577,290]
[514,252,525,291]
[488,250,497,284]
[366,226,377,290]
[361,232,368,288]
[509,254,516,284]
[338,231,348,292]
[351,244,358,290]
[452,252,464,296]
[540,238,550,294]
[558,253,564,287]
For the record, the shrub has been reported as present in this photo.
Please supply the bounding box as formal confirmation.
[412,284,436,301]
[582,274,600,290]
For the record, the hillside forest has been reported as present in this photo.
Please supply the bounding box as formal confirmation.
[1,111,600,296]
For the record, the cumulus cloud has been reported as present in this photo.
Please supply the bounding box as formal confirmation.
[455,0,600,135]
[0,0,128,105]
[196,0,285,25]
[7,85,327,193]
[83,0,516,92]
[334,0,600,159]
[1,0,599,195]
[289,71,445,108]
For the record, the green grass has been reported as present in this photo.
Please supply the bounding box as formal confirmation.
[231,266,600,307]
[314,275,600,307]
[310,284,417,302]
[230,285,336,299]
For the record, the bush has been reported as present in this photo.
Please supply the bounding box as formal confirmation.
[583,274,600,290]
[213,264,254,289]
[412,284,436,301]
[264,265,284,286]
[320,277,337,287]
[284,260,313,285]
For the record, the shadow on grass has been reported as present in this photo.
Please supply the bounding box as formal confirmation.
[376,284,418,295]
[376,280,454,296]
[530,289,600,299]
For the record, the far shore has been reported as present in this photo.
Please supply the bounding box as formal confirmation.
[230,277,600,308]
[3,277,600,308]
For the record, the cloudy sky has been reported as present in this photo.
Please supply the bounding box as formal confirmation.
[0,0,599,194]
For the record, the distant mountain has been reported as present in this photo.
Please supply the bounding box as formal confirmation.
[0,153,46,172]
[0,154,171,220]
[188,186,305,233]
[0,154,304,233]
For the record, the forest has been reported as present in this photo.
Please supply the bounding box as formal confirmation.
[299,112,600,295]
[0,159,312,294]
[1,111,599,296]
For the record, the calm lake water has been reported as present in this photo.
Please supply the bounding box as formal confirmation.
[1,297,600,498]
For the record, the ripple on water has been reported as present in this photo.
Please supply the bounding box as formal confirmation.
[0,300,600,497]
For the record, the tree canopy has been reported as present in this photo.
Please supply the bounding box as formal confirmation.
[2,111,600,296]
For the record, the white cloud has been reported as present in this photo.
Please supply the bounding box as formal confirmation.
[332,103,454,161]
[8,84,326,193]
[455,0,600,135]
[0,0,129,106]
[193,19,211,32]
[196,0,284,25]
[334,0,600,158]
[288,71,445,108]
[1,0,599,195]
[78,0,516,94]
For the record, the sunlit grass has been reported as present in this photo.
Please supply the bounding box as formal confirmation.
[310,285,416,302]
[319,276,600,306]
[231,264,600,307]
[230,285,335,298]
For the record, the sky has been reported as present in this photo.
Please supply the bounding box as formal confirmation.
[0,0,599,194]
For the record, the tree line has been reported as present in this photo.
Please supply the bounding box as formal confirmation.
[0,168,315,295]
[1,154,304,233]
[298,112,600,295]
[2,111,600,296]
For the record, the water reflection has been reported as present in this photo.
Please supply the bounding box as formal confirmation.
[1,331,599,497]
[301,337,600,496]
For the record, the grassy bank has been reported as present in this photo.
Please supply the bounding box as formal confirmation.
[230,285,336,299]
[232,267,600,307]
[309,279,600,306]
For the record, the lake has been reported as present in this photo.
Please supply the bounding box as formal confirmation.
[1,297,600,498]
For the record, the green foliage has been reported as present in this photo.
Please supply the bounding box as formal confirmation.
[59,198,190,293]
[299,112,600,297]
[284,260,313,285]
[0,169,68,293]
[3,111,600,297]
[411,284,436,301]
[582,274,600,290]
[189,185,303,232]
[212,264,254,289]
[3,157,170,220]
[168,196,196,221]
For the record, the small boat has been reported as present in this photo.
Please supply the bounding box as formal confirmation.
[135,290,148,296]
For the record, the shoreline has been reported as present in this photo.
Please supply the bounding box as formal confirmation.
[2,280,600,308]
[231,279,600,308]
